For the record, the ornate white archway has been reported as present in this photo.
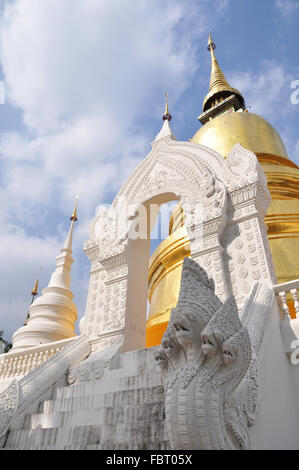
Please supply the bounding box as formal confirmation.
[82,127,275,352]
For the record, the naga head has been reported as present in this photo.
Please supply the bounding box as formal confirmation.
[200,296,241,357]
[201,295,252,387]
[166,258,222,350]
[222,339,237,365]
[172,308,208,348]
[201,329,218,358]
[155,347,169,370]
[161,326,182,360]
[222,327,251,370]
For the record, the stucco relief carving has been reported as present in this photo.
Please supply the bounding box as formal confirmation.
[0,336,90,443]
[112,139,228,235]
[156,258,273,450]
[0,380,18,441]
[67,341,122,386]
[82,137,276,352]
[116,138,222,205]
[224,143,268,194]
[222,209,276,305]
[82,137,231,345]
[84,205,129,264]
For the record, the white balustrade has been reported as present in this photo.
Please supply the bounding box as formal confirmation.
[0,337,76,379]
[273,279,299,320]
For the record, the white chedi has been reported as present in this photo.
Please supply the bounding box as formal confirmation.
[12,207,79,352]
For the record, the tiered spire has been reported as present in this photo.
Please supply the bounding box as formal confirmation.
[24,279,39,325]
[154,93,175,142]
[49,197,78,290]
[202,34,244,113]
[12,199,79,351]
[63,196,78,253]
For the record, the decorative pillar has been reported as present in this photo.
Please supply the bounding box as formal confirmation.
[222,144,276,308]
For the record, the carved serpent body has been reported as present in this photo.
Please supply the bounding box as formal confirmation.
[155,258,262,450]
[162,300,251,450]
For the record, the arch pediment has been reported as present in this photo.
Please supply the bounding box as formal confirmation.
[114,137,226,210]
[82,135,274,354]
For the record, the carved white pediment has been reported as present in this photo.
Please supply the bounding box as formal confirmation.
[82,136,276,353]
[128,157,186,204]
[224,143,269,195]
[115,136,225,204]
[86,138,229,254]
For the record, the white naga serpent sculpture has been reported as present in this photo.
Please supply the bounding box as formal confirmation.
[155,258,273,450]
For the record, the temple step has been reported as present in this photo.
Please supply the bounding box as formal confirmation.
[3,347,170,449]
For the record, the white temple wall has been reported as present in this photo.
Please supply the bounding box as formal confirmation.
[121,237,151,352]
[249,299,299,449]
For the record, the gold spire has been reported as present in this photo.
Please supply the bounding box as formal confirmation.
[165,92,169,115]
[64,197,79,252]
[202,34,244,112]
[163,92,172,121]
[31,279,39,297]
[26,278,39,322]
[207,33,215,57]
[70,195,79,221]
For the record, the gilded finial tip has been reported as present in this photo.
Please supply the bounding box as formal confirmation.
[31,279,39,296]
[70,197,79,222]
[163,92,172,121]
[207,33,215,51]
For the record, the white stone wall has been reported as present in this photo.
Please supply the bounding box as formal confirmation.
[4,347,169,450]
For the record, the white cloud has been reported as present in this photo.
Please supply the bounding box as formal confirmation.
[0,229,60,339]
[0,0,228,219]
[227,61,299,162]
[227,60,293,122]
[1,0,194,133]
[0,0,230,341]
[275,0,299,18]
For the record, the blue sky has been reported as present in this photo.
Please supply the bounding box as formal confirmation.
[0,0,298,342]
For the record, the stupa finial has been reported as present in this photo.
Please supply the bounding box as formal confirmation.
[163,92,172,121]
[31,279,39,298]
[70,195,79,222]
[202,34,244,113]
[207,33,216,55]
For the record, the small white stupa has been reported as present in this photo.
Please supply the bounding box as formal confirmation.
[11,199,79,352]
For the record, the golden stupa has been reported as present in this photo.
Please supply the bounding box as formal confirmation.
[145,35,299,347]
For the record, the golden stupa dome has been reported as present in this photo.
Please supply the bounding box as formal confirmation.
[191,111,289,161]
[193,34,289,161]
[193,35,299,292]
[145,34,299,348]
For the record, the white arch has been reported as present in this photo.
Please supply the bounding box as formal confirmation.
[84,136,228,352]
